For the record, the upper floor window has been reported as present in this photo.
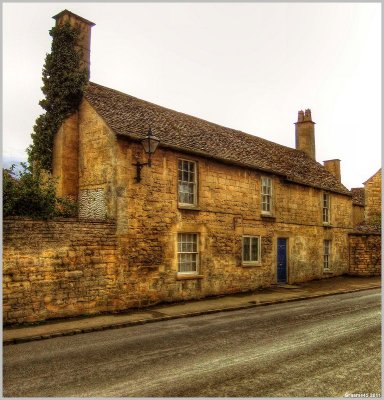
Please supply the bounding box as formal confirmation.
[261,177,272,214]
[242,236,261,264]
[323,240,331,271]
[178,159,197,206]
[322,193,330,224]
[178,233,199,274]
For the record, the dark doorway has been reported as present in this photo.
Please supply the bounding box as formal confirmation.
[277,238,287,283]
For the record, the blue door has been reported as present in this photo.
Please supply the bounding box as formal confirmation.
[277,238,287,283]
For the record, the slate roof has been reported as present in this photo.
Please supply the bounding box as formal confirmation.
[351,188,365,206]
[84,82,351,196]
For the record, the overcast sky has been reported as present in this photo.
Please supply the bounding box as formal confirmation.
[2,2,381,189]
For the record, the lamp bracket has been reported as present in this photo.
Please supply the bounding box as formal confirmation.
[132,160,149,183]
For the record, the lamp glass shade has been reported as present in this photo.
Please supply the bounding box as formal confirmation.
[142,130,160,154]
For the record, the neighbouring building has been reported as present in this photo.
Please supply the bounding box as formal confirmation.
[349,169,382,277]
[351,168,382,227]
[5,10,378,324]
[363,169,382,224]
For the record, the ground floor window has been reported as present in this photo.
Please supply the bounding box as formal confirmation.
[242,236,261,264]
[323,240,331,271]
[178,233,199,274]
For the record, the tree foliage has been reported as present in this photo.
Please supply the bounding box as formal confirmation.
[27,22,87,170]
[3,163,77,219]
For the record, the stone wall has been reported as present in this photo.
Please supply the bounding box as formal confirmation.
[109,138,353,303]
[349,233,381,276]
[352,204,365,227]
[364,169,382,222]
[3,218,120,325]
[52,113,79,199]
[78,100,117,219]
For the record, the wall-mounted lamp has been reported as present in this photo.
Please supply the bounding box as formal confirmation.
[133,127,160,183]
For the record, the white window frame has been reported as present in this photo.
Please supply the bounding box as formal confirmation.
[242,235,261,265]
[322,193,330,224]
[178,159,198,207]
[177,233,199,274]
[261,177,273,214]
[323,240,331,271]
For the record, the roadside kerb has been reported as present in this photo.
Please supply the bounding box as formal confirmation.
[3,284,380,346]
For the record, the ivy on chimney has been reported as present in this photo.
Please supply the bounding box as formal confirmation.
[28,22,88,171]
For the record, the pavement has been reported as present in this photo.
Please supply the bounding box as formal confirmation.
[3,275,381,346]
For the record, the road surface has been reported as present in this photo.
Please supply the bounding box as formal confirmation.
[3,289,381,397]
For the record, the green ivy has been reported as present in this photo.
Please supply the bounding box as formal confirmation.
[27,22,88,171]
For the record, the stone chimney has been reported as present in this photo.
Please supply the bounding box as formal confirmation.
[323,159,341,182]
[53,10,95,79]
[295,109,316,160]
[51,10,95,200]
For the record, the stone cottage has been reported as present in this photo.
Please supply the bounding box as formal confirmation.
[52,9,353,300]
[351,169,382,227]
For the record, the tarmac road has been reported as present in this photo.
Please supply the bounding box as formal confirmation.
[3,289,381,397]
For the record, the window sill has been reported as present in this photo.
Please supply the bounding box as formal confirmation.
[242,263,261,268]
[178,205,201,211]
[177,274,204,280]
[261,213,276,220]
[323,224,333,229]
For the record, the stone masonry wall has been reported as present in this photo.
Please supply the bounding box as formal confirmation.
[52,113,79,199]
[78,100,117,219]
[3,218,120,325]
[353,204,365,227]
[349,233,381,276]
[364,169,382,222]
[107,138,353,305]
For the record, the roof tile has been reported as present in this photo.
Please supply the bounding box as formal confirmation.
[351,188,365,206]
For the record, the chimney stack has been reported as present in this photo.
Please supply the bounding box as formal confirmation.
[323,159,341,182]
[53,10,95,79]
[295,108,316,160]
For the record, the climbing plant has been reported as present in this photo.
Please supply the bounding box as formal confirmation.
[27,22,88,171]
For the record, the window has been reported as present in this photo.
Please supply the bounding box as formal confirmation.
[242,236,261,264]
[178,160,197,206]
[177,233,199,274]
[323,240,331,271]
[261,177,272,214]
[322,193,330,224]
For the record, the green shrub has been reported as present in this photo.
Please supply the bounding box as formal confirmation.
[3,163,77,219]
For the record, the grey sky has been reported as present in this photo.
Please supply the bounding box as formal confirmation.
[2,2,381,189]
